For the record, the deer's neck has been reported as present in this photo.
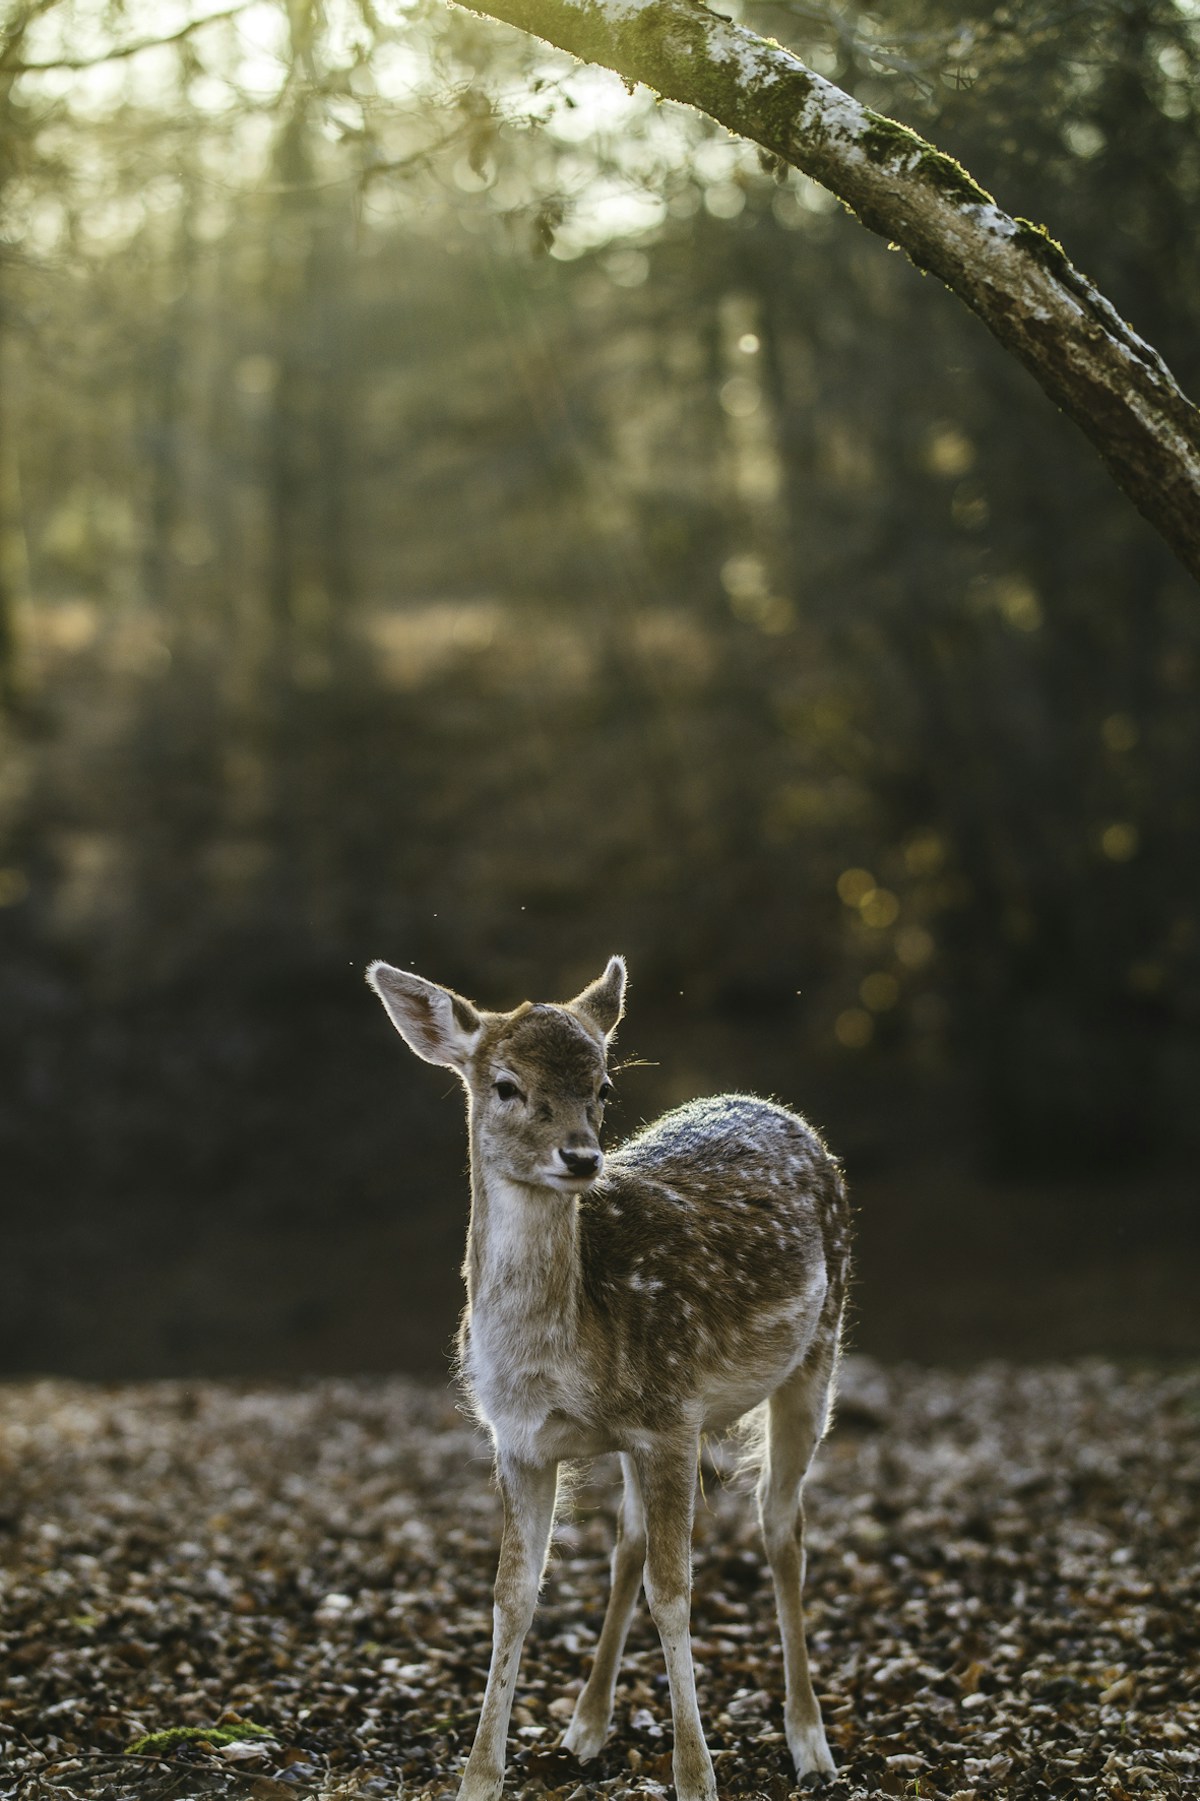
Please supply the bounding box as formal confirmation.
[462,1129,585,1438]
[466,1159,581,1327]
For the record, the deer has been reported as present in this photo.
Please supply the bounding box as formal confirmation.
[366,954,850,1801]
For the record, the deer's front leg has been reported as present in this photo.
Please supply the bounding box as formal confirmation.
[460,1457,559,1801]
[636,1439,717,1801]
[563,1453,646,1761]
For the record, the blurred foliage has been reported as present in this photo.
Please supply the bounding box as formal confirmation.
[1,0,1199,1369]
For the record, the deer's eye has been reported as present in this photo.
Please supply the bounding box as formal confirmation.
[494,1079,525,1103]
[598,1080,614,1104]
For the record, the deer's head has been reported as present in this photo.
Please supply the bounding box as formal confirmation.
[367,957,626,1194]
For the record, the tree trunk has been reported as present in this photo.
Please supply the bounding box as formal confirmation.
[0,305,33,711]
[459,0,1200,583]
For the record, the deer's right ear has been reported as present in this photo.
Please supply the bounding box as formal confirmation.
[568,955,627,1040]
[366,962,483,1071]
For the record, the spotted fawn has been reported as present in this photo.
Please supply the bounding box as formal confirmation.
[367,956,850,1801]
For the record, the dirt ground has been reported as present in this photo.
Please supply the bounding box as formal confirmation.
[1,1358,1197,1801]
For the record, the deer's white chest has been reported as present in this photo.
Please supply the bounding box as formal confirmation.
[465,1320,596,1460]
[464,1178,603,1461]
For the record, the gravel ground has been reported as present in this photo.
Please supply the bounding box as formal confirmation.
[1,1360,1197,1801]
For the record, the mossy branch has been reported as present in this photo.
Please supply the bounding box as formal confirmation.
[457,0,1200,582]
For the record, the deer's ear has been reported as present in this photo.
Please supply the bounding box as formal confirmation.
[568,955,627,1040]
[367,963,483,1071]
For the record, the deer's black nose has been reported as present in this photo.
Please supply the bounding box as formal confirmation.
[559,1148,600,1178]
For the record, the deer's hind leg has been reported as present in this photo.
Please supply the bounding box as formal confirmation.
[636,1436,717,1801]
[759,1344,839,1779]
[562,1453,645,1762]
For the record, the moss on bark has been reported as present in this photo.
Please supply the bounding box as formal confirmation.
[1012,216,1073,282]
[860,111,994,209]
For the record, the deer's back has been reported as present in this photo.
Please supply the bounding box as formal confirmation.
[607,1094,838,1201]
[575,1096,849,1434]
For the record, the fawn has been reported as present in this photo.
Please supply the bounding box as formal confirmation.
[367,955,850,1801]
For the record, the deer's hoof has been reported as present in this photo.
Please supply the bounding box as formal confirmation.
[561,1711,608,1763]
[789,1721,836,1779]
[673,1750,718,1801]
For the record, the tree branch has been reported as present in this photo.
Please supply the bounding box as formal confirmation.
[6,4,249,74]
[458,0,1200,582]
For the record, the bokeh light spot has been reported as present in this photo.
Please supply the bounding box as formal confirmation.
[1101,822,1139,862]
[704,182,746,218]
[860,972,900,1012]
[1101,712,1139,753]
[860,888,901,929]
[834,1008,874,1049]
[719,376,761,418]
[837,867,875,907]
[923,424,975,478]
[903,831,946,877]
[895,925,935,969]
[996,577,1042,632]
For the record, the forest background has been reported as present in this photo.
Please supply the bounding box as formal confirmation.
[1,0,1197,1382]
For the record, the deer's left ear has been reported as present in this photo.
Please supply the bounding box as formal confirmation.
[568,955,627,1040]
